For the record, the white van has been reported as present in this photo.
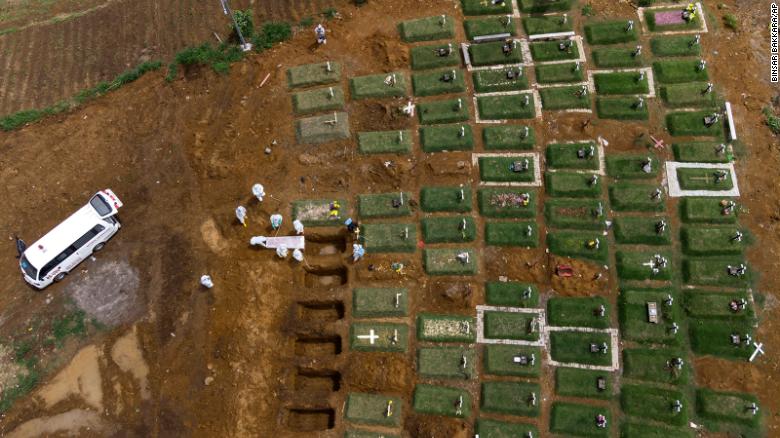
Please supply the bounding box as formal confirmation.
[19,189,123,289]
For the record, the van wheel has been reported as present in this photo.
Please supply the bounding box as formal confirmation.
[93,242,106,252]
[53,272,67,283]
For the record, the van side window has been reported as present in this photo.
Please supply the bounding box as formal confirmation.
[73,224,106,251]
[39,246,77,278]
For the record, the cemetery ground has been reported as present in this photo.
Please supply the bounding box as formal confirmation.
[0,0,778,437]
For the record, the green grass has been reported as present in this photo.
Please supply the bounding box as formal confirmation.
[535,62,584,84]
[619,289,682,346]
[353,287,408,318]
[422,216,476,243]
[593,72,649,95]
[469,40,523,66]
[681,226,746,256]
[621,422,693,438]
[550,402,610,438]
[555,367,613,400]
[461,0,514,15]
[349,323,408,352]
[358,193,412,218]
[410,43,459,70]
[696,388,762,429]
[645,8,703,32]
[483,311,539,341]
[540,86,592,110]
[423,248,478,275]
[548,297,610,328]
[420,186,472,212]
[592,47,643,68]
[617,250,673,281]
[398,15,455,42]
[478,188,538,218]
[653,60,709,84]
[689,318,754,360]
[362,223,417,253]
[530,40,580,62]
[485,221,538,247]
[597,97,649,120]
[621,384,688,426]
[357,130,412,154]
[545,172,602,198]
[660,83,719,108]
[476,419,539,438]
[291,86,345,115]
[485,282,539,307]
[546,142,600,170]
[613,216,671,245]
[481,381,541,417]
[345,392,402,427]
[472,67,529,93]
[679,198,739,224]
[606,154,659,179]
[412,69,466,97]
[418,98,470,124]
[350,72,408,99]
[413,384,471,418]
[464,16,516,40]
[651,35,702,57]
[519,0,573,13]
[676,167,733,191]
[550,331,613,366]
[544,199,606,230]
[483,344,542,377]
[287,62,341,88]
[419,124,474,152]
[763,106,780,134]
[292,199,349,226]
[477,93,536,120]
[585,21,639,45]
[479,156,537,182]
[417,314,476,342]
[609,183,665,212]
[672,142,731,163]
[51,309,88,345]
[523,15,573,35]
[683,290,754,320]
[547,231,609,263]
[683,258,750,287]
[417,347,476,379]
[623,348,689,386]
[483,126,535,150]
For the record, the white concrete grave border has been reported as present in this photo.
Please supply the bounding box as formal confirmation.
[475,305,546,346]
[665,161,740,197]
[637,2,708,35]
[587,67,656,98]
[544,141,606,176]
[472,152,542,187]
[462,39,533,72]
[472,91,538,124]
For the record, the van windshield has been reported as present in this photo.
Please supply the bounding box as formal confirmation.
[20,255,38,279]
[90,194,112,216]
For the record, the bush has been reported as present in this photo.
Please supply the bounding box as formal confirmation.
[723,13,738,30]
[231,9,255,40]
[763,106,780,134]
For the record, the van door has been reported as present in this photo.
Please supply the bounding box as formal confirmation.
[73,224,107,259]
